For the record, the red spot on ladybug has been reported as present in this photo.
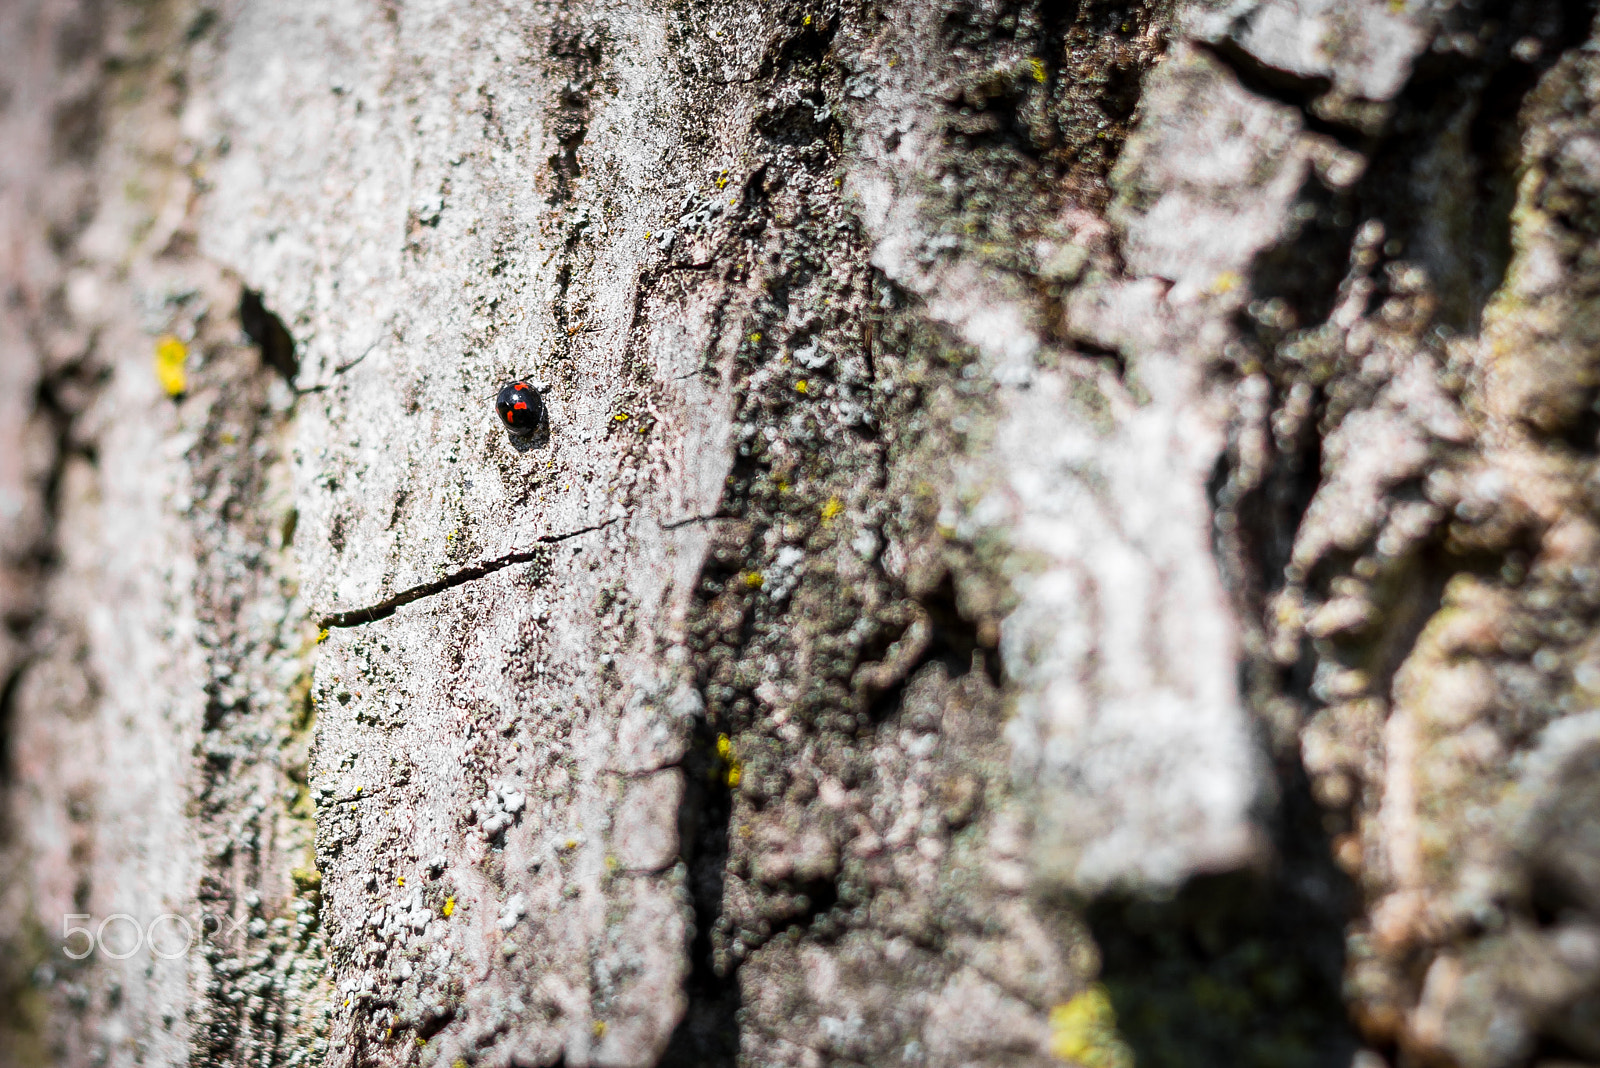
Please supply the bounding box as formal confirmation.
[513,401,528,410]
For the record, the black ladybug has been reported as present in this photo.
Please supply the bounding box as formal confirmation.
[495,379,546,440]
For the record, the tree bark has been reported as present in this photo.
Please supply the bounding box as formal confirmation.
[3,1,1599,1067]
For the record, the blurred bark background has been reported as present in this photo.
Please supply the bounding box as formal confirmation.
[3,0,1600,1066]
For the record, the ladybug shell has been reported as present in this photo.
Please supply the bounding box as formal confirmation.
[495,380,544,437]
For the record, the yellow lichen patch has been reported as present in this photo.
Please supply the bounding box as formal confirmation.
[1208,270,1241,295]
[1029,57,1047,83]
[592,1020,608,1038]
[316,628,330,644]
[795,379,809,394]
[442,896,455,918]
[397,876,405,886]
[154,335,187,396]
[743,571,764,589]
[821,496,843,524]
[1048,986,1133,1068]
[715,733,743,788]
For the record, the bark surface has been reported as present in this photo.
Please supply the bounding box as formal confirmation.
[3,1,1599,1067]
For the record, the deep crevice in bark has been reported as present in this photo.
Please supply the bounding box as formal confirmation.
[1357,0,1597,335]
[0,351,104,803]
[659,724,740,1068]
[544,19,602,205]
[1087,757,1358,1068]
[1112,440,1361,1067]
[1196,38,1364,149]
[0,663,24,798]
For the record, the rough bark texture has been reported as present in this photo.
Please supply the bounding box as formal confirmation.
[4,1,1600,1067]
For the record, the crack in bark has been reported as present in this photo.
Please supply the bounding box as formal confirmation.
[1189,36,1383,153]
[316,518,617,629]
[293,336,384,395]
[659,511,734,530]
